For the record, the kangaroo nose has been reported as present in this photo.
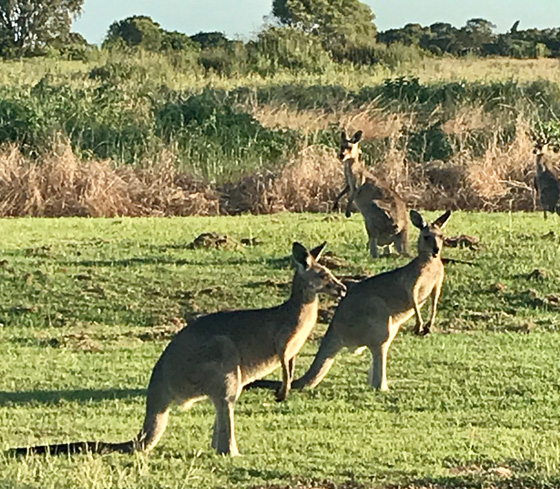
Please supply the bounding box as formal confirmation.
[433,246,440,256]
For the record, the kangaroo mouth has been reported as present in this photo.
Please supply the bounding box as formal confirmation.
[333,283,347,298]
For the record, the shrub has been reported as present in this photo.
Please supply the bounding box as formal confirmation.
[156,90,300,179]
[250,27,334,75]
[405,123,453,162]
[199,42,249,76]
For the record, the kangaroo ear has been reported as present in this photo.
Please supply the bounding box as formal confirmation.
[341,131,347,143]
[432,210,452,229]
[309,241,327,261]
[292,242,311,269]
[350,130,363,144]
[410,210,427,230]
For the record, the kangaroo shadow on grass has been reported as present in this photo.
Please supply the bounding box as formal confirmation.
[61,255,291,270]
[0,388,145,407]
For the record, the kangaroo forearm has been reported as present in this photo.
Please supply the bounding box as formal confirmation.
[333,186,349,210]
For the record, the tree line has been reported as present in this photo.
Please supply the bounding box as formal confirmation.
[0,0,558,70]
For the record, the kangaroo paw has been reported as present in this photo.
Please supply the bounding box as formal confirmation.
[275,388,288,402]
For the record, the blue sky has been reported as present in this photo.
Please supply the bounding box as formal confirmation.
[73,0,560,45]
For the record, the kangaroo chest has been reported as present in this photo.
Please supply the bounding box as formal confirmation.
[413,262,444,303]
[344,163,359,192]
[282,301,319,360]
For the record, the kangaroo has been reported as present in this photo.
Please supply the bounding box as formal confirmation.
[11,242,346,457]
[332,130,408,258]
[251,210,451,394]
[533,141,560,219]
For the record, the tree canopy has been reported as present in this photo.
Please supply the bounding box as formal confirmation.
[272,0,377,53]
[105,15,163,51]
[0,0,83,56]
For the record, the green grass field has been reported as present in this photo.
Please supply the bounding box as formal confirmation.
[1,212,560,489]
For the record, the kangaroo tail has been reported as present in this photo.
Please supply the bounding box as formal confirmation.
[10,440,135,456]
[11,358,172,457]
[245,379,283,390]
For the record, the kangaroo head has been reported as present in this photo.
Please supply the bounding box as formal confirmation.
[534,141,559,168]
[292,242,346,298]
[339,130,363,161]
[410,210,451,258]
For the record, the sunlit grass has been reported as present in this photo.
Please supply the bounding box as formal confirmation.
[1,212,560,488]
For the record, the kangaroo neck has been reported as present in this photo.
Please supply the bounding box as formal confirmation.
[289,273,319,308]
[415,252,440,265]
[344,157,365,188]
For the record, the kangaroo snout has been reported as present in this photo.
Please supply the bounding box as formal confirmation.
[326,279,347,298]
[336,282,347,298]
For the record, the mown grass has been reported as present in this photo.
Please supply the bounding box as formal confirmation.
[1,211,560,489]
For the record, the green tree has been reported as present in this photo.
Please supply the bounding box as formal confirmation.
[0,0,83,56]
[104,15,163,51]
[161,30,197,52]
[250,25,333,74]
[272,0,377,54]
[190,31,229,49]
[458,18,496,53]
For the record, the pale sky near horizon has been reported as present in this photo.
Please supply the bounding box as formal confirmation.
[73,0,560,45]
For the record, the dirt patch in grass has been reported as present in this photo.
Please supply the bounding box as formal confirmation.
[444,235,480,250]
[187,232,243,250]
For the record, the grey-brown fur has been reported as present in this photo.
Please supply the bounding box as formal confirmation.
[11,243,345,457]
[533,142,560,219]
[333,131,408,258]
[252,210,451,394]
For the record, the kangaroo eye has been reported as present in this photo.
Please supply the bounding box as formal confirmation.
[423,236,429,240]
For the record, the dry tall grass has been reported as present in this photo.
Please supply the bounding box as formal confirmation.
[0,117,554,217]
[0,144,220,217]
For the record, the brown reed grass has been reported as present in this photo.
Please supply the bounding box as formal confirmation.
[0,118,554,217]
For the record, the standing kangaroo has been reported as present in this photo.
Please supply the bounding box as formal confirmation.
[11,243,346,457]
[251,210,451,394]
[333,130,408,258]
[533,141,560,219]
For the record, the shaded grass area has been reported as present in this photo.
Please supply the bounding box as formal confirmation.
[1,212,560,488]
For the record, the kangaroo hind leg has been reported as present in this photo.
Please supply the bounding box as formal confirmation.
[394,228,409,256]
[210,367,242,456]
[367,316,397,391]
